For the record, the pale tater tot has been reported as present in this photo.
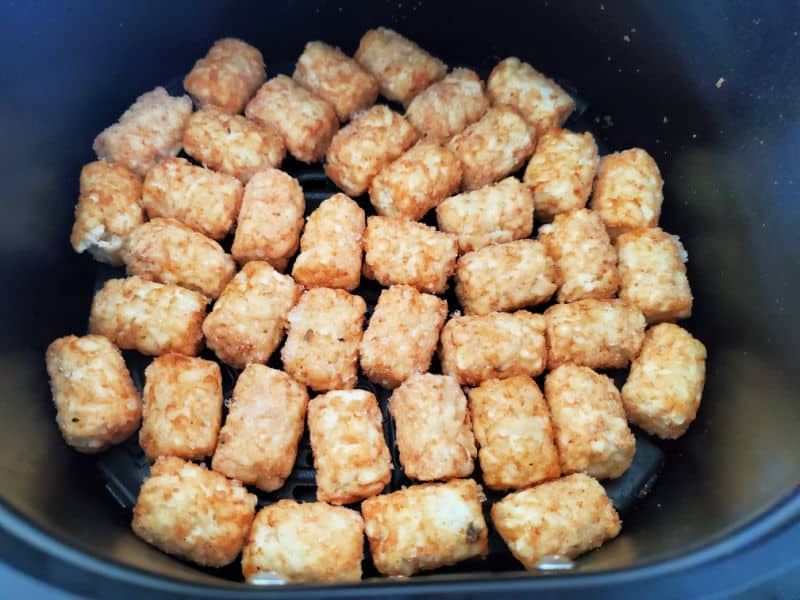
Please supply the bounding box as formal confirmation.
[487,57,575,137]
[182,108,285,182]
[132,456,257,568]
[369,142,462,220]
[124,218,236,299]
[281,288,366,392]
[203,262,302,369]
[406,68,489,144]
[361,479,488,577]
[183,38,266,114]
[139,354,222,461]
[439,311,547,386]
[142,157,243,241]
[523,128,598,222]
[491,474,621,568]
[360,285,447,389]
[455,239,557,315]
[45,335,141,453]
[621,323,707,439]
[307,390,392,505]
[231,169,304,271]
[89,276,207,356]
[545,364,635,479]
[544,299,646,370]
[468,376,560,490]
[591,148,664,238]
[292,193,365,290]
[294,41,380,122]
[324,105,418,196]
[363,216,458,294]
[616,227,693,323]
[93,87,192,177]
[447,107,535,191]
[71,160,144,265]
[355,27,447,106]
[212,365,308,491]
[245,75,338,163]
[242,500,364,584]
[436,177,533,253]
[538,208,619,303]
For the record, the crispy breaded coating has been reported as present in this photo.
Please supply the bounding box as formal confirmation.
[360,285,447,389]
[362,479,488,576]
[281,288,366,392]
[491,474,621,567]
[132,456,256,567]
[45,335,141,453]
[621,323,707,439]
[468,376,560,490]
[139,354,222,461]
[89,276,207,356]
[292,193,365,290]
[363,216,458,294]
[212,365,308,491]
[93,87,192,177]
[242,500,364,583]
[308,390,392,505]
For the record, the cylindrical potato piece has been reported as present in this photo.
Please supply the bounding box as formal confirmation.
[45,335,141,453]
[621,323,707,439]
[491,474,621,568]
[308,390,392,505]
[89,276,207,356]
[362,479,488,576]
[212,365,308,491]
[142,157,243,240]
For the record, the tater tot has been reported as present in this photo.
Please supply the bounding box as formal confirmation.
[616,227,693,323]
[324,105,418,197]
[293,41,380,122]
[487,57,575,137]
[354,27,447,106]
[360,285,447,389]
[405,68,489,144]
[436,177,533,253]
[183,38,266,114]
[455,239,556,315]
[538,208,619,303]
[45,335,141,453]
[242,500,364,584]
[281,288,366,392]
[245,75,338,163]
[142,157,243,241]
[124,218,236,299]
[491,473,621,567]
[621,323,707,439]
[93,87,192,177]
[362,479,488,576]
[439,311,547,386]
[89,276,207,356]
[139,354,222,461]
[447,107,535,191]
[544,299,646,370]
[468,376,560,490]
[212,365,308,491]
[523,128,598,222]
[292,193,365,290]
[369,142,462,220]
[132,456,256,568]
[231,169,304,271]
[307,390,392,505]
[590,148,664,238]
[203,262,302,369]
